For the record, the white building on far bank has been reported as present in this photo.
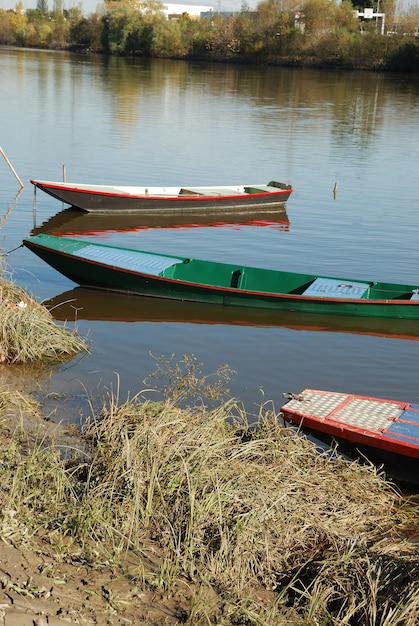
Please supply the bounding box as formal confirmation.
[162,4,213,18]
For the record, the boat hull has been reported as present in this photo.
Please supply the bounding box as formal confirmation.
[281,389,419,485]
[31,180,293,213]
[297,427,419,485]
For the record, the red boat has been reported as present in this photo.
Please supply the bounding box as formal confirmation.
[281,389,419,485]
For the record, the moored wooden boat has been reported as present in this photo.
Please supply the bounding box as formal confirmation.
[281,389,419,485]
[23,234,419,319]
[30,179,293,213]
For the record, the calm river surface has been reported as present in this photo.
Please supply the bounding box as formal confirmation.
[1,46,419,420]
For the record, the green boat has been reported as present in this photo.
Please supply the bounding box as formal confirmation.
[23,233,419,320]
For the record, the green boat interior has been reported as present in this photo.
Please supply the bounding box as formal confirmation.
[163,258,419,301]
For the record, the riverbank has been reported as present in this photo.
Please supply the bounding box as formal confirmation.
[1,361,419,625]
[1,5,419,73]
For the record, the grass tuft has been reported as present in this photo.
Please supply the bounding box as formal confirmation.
[0,279,88,363]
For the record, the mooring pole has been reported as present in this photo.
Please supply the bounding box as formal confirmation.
[0,146,24,188]
[33,184,37,224]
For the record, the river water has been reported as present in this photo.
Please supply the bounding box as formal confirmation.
[1,46,419,420]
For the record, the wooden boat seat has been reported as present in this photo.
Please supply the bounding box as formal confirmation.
[73,245,182,276]
[302,277,370,299]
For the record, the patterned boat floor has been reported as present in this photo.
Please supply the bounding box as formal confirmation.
[282,390,419,448]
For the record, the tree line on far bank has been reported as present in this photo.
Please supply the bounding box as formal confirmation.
[1,0,418,71]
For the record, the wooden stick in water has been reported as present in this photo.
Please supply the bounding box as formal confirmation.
[0,146,24,188]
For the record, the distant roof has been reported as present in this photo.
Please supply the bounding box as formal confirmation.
[162,3,214,15]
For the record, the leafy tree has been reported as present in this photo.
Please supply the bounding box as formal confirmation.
[187,13,213,56]
[229,9,259,56]
[204,14,240,59]
[102,0,166,54]
[69,12,103,47]
[151,16,187,57]
[174,11,202,54]
[388,37,419,70]
[300,0,358,64]
[10,2,29,45]
[0,10,14,44]
[303,0,357,37]
[102,2,141,53]
[246,0,305,59]
[70,15,93,45]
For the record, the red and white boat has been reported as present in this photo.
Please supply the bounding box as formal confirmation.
[30,179,293,214]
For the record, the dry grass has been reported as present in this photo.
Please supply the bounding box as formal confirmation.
[2,358,419,625]
[0,279,88,363]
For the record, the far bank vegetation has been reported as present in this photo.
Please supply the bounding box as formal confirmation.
[0,0,419,70]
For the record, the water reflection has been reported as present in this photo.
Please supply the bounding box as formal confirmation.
[17,50,417,147]
[1,189,23,227]
[31,206,291,236]
[0,356,84,395]
[46,286,419,343]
